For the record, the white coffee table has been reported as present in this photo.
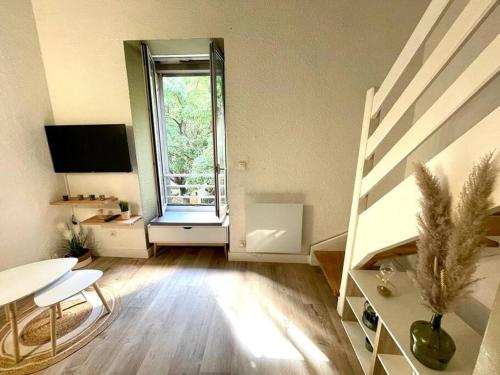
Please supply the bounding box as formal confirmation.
[0,258,77,363]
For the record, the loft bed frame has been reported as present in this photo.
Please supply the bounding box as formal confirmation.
[337,0,499,373]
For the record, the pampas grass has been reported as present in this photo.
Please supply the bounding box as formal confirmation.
[412,153,497,314]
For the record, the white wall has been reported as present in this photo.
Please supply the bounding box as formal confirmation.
[0,0,67,270]
[30,0,430,255]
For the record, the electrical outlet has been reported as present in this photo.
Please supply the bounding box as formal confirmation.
[239,240,246,248]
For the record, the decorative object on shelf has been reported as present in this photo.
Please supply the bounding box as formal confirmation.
[410,313,456,371]
[362,301,378,331]
[62,195,69,201]
[56,222,94,269]
[80,214,142,227]
[365,337,373,352]
[410,154,497,370]
[119,200,130,219]
[50,196,118,206]
[104,214,121,222]
[89,194,96,201]
[99,194,105,201]
[376,263,394,296]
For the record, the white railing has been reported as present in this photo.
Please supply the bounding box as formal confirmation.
[163,173,215,205]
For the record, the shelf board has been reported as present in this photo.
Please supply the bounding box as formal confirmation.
[80,215,143,228]
[378,354,412,375]
[349,270,482,375]
[342,321,372,375]
[346,296,376,345]
[50,196,118,207]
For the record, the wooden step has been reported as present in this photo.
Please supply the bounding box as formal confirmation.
[486,214,500,235]
[317,214,500,289]
[362,242,418,270]
[315,251,344,296]
[362,229,499,270]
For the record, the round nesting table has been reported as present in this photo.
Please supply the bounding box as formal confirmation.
[0,258,77,363]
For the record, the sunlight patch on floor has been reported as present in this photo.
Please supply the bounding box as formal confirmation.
[266,304,330,363]
[210,270,330,364]
[217,295,304,360]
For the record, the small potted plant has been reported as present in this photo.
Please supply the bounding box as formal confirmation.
[56,222,93,269]
[119,200,131,219]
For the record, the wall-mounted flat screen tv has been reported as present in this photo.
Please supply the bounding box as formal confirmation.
[45,124,132,173]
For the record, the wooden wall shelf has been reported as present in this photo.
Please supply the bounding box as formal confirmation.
[50,197,118,207]
[80,215,142,228]
[342,270,481,374]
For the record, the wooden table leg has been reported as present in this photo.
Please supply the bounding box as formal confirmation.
[7,302,20,363]
[93,283,111,314]
[56,303,63,319]
[50,305,57,356]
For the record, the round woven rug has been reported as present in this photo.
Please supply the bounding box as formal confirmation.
[0,287,119,375]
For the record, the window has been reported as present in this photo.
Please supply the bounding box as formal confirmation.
[142,42,227,218]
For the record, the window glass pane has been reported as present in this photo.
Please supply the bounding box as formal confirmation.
[163,76,215,205]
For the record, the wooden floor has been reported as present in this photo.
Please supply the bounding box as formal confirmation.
[7,248,362,375]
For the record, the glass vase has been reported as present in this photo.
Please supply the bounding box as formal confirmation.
[410,313,456,370]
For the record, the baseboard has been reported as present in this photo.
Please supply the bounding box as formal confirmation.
[92,247,151,259]
[228,252,310,264]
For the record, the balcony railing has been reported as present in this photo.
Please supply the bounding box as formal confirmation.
[164,173,215,205]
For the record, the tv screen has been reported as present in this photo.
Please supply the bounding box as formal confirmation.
[45,124,132,173]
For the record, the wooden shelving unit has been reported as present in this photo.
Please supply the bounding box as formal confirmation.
[50,196,118,207]
[80,215,142,228]
[342,270,482,375]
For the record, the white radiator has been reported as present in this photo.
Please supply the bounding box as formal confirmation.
[246,203,303,253]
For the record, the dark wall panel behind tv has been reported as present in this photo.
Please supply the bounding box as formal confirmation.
[45,124,132,173]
